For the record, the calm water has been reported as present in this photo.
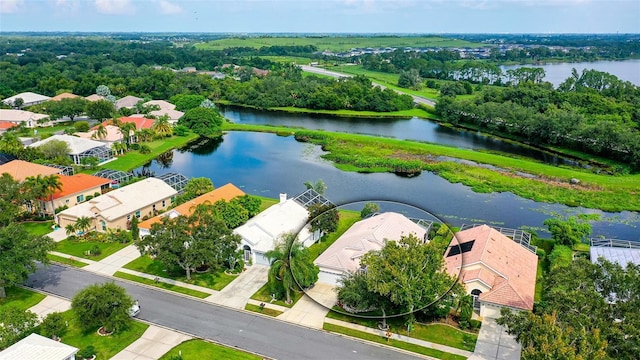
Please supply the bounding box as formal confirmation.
[501,59,640,87]
[140,133,639,240]
[221,107,583,167]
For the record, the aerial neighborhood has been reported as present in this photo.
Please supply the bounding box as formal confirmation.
[1,28,639,360]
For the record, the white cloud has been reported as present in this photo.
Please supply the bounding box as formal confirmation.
[94,0,134,15]
[0,0,24,14]
[157,0,182,14]
[54,0,80,14]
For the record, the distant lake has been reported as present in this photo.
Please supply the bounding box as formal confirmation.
[139,133,640,240]
[500,59,640,87]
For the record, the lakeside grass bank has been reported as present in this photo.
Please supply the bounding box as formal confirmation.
[221,123,640,212]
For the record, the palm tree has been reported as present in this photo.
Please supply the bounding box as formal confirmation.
[75,216,93,236]
[22,175,47,215]
[151,115,172,138]
[265,232,319,304]
[65,223,77,237]
[136,129,154,143]
[42,174,63,216]
[92,124,108,140]
[118,122,137,147]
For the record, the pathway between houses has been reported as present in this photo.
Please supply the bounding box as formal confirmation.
[468,317,521,360]
[82,245,141,276]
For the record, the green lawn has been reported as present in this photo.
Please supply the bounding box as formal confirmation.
[244,303,283,317]
[196,36,486,52]
[55,238,131,261]
[20,221,54,236]
[257,55,313,64]
[326,310,476,352]
[113,271,211,299]
[160,339,263,360]
[253,195,279,212]
[323,323,466,360]
[98,133,199,172]
[0,286,46,311]
[57,310,148,360]
[271,106,434,119]
[308,210,361,260]
[47,253,89,268]
[250,283,303,308]
[123,255,236,291]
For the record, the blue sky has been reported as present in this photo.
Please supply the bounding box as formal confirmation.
[0,0,638,33]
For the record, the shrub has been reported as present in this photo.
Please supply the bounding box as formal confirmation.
[469,319,482,330]
[85,195,94,201]
[90,245,101,256]
[74,121,90,132]
[40,312,67,340]
[548,245,573,270]
[139,144,151,154]
[536,248,546,259]
[78,345,96,359]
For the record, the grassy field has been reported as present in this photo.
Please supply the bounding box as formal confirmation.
[123,255,236,291]
[20,221,54,236]
[47,253,89,267]
[0,286,46,310]
[97,133,199,172]
[196,36,486,52]
[244,303,283,317]
[58,310,149,359]
[326,311,476,352]
[307,210,361,260]
[258,55,313,64]
[113,271,211,298]
[272,106,434,119]
[55,238,131,261]
[160,339,263,360]
[323,323,466,360]
[221,124,640,212]
[250,283,304,308]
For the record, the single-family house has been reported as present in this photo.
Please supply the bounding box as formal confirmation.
[28,134,113,165]
[145,109,184,124]
[115,95,143,110]
[2,92,51,107]
[0,159,62,182]
[314,212,428,285]
[143,100,175,111]
[106,116,155,130]
[0,333,78,360]
[139,183,245,237]
[75,124,126,146]
[444,224,538,318]
[85,94,105,102]
[234,193,316,266]
[38,173,112,215]
[0,109,50,128]
[590,238,640,267]
[49,92,79,101]
[57,177,178,233]
[0,121,18,133]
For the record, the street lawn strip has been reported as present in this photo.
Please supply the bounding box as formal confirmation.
[55,238,131,261]
[195,36,485,52]
[113,271,210,298]
[244,303,283,317]
[323,323,466,360]
[97,133,199,172]
[0,286,46,311]
[221,125,640,212]
[308,210,362,260]
[123,255,236,291]
[159,339,263,360]
[250,283,304,308]
[20,221,54,236]
[47,253,89,268]
[56,310,148,360]
[326,310,477,352]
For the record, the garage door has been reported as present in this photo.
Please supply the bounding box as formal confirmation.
[480,302,503,318]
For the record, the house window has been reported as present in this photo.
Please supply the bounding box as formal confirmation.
[135,211,141,218]
[76,194,84,203]
[65,199,69,203]
[152,204,156,211]
[127,214,131,221]
[471,289,482,310]
[162,200,166,207]
[100,220,106,231]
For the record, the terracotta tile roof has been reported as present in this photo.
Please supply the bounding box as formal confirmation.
[445,224,538,310]
[139,183,245,230]
[52,174,111,200]
[49,92,79,101]
[98,117,155,130]
[0,122,18,129]
[0,160,61,182]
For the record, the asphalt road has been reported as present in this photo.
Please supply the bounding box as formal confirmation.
[299,65,437,107]
[26,264,421,360]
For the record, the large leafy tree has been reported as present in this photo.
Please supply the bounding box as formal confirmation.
[137,211,240,280]
[265,232,319,304]
[0,174,26,225]
[0,223,55,298]
[307,203,340,238]
[337,271,395,328]
[71,282,133,333]
[36,139,71,162]
[360,234,455,327]
[498,258,640,359]
[0,307,39,350]
[86,99,115,122]
[48,97,88,122]
[178,107,224,138]
[169,94,206,111]
[182,177,214,201]
[232,195,262,217]
[543,216,593,246]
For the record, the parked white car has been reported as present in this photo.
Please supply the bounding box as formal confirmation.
[129,300,140,317]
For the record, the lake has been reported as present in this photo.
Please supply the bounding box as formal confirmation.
[139,132,639,240]
[221,106,584,167]
[500,59,640,87]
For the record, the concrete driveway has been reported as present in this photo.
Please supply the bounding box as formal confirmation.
[111,325,191,360]
[276,283,336,329]
[206,264,268,309]
[469,318,521,360]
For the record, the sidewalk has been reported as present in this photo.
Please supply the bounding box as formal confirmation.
[27,295,71,320]
[111,325,191,360]
[324,318,474,358]
[83,245,142,276]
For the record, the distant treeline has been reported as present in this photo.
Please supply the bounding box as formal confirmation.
[436,69,640,169]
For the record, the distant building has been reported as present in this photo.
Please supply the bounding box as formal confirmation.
[0,159,62,182]
[0,333,78,360]
[49,92,80,102]
[2,92,51,107]
[0,109,50,128]
[28,134,113,165]
[115,95,143,110]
